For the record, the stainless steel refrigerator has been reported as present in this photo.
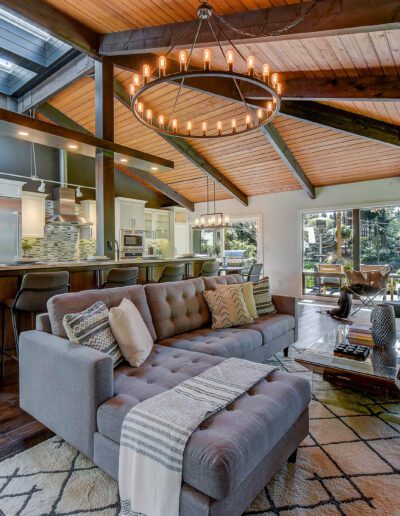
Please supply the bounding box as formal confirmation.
[0,196,21,263]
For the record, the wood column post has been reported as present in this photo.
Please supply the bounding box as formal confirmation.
[353,209,361,270]
[95,57,115,258]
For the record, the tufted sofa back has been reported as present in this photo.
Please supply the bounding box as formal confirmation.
[145,277,210,341]
[202,274,243,290]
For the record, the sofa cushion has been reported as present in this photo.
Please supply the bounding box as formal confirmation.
[48,285,156,340]
[97,348,311,500]
[158,327,263,358]
[240,313,295,344]
[203,274,242,290]
[203,285,253,329]
[145,277,210,341]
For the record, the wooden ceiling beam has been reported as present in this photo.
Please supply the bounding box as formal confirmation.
[101,0,400,55]
[112,77,249,207]
[280,101,400,148]
[0,0,100,58]
[37,102,194,212]
[260,124,315,199]
[18,54,95,113]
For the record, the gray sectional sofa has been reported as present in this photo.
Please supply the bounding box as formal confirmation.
[19,274,311,516]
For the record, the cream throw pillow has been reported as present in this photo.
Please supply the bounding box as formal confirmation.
[204,284,253,329]
[109,298,153,367]
[217,282,258,319]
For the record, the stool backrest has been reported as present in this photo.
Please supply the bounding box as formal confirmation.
[246,263,263,282]
[200,261,219,277]
[158,264,185,283]
[14,271,70,313]
[103,267,139,288]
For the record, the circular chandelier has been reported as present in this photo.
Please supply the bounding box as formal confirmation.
[129,2,283,139]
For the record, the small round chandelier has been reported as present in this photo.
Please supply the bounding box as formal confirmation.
[129,2,283,139]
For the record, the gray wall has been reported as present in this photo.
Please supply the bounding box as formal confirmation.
[0,135,173,208]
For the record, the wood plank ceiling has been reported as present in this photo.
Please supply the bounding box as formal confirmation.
[36,0,400,204]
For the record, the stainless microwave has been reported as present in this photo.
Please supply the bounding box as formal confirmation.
[120,229,144,256]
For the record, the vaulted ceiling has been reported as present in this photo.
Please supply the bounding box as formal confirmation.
[1,0,399,207]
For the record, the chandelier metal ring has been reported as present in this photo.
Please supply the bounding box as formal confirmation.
[131,70,281,139]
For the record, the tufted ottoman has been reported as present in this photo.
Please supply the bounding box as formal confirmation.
[94,345,311,516]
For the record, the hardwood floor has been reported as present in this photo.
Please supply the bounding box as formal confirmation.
[0,300,384,462]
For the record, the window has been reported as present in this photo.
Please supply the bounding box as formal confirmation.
[224,221,258,259]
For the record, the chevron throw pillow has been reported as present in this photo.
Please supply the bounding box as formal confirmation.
[252,277,276,316]
[203,284,254,329]
[63,301,123,367]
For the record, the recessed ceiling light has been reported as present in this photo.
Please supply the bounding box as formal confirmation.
[68,143,78,149]
[151,166,158,171]
[18,131,29,136]
[120,158,128,163]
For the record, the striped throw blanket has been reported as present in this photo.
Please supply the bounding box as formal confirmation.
[119,357,276,516]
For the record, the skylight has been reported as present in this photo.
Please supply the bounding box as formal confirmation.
[0,8,50,41]
[0,58,16,73]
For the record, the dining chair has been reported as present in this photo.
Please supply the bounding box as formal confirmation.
[243,263,263,282]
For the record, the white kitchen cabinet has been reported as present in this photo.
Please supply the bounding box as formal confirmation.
[115,198,147,234]
[163,207,190,256]
[144,208,169,240]
[80,200,96,240]
[21,192,47,238]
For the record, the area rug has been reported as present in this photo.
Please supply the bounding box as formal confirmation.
[0,349,399,516]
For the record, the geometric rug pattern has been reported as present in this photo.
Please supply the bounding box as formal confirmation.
[0,348,399,516]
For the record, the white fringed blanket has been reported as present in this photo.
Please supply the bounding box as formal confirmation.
[119,357,276,516]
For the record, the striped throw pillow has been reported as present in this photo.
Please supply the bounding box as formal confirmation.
[204,284,253,329]
[62,301,123,367]
[252,277,276,316]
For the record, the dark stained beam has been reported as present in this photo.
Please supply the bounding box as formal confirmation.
[113,78,248,206]
[280,101,400,148]
[261,123,315,199]
[37,103,194,212]
[18,54,95,113]
[0,107,174,170]
[95,57,115,258]
[0,0,100,58]
[101,0,400,55]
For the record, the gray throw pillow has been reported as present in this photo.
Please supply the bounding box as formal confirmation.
[62,300,123,367]
[252,277,276,316]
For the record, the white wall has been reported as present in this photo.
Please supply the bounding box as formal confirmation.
[191,178,400,296]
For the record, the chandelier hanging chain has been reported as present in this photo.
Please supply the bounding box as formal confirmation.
[168,17,203,129]
[213,0,322,39]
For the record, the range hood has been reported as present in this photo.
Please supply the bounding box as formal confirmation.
[47,149,87,225]
[47,186,86,224]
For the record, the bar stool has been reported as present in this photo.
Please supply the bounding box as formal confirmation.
[1,271,70,378]
[200,261,219,277]
[102,267,139,288]
[158,264,186,283]
[243,263,263,282]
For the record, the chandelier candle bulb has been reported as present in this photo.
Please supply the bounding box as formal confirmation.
[143,64,151,83]
[179,50,187,72]
[267,101,273,115]
[171,118,178,133]
[276,83,282,96]
[245,114,251,129]
[159,56,166,76]
[137,102,144,117]
[146,109,153,123]
[187,121,192,135]
[262,63,270,82]
[271,73,279,87]
[226,50,234,71]
[217,120,222,135]
[158,114,165,129]
[202,121,207,136]
[247,55,255,76]
[195,218,199,226]
[231,119,237,133]
[129,83,135,97]
[224,215,230,224]
[200,217,205,226]
[257,109,263,123]
[204,48,211,70]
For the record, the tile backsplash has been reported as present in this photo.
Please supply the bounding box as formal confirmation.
[22,200,96,262]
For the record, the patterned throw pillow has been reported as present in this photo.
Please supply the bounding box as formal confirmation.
[204,284,254,329]
[217,282,258,319]
[252,277,276,316]
[62,301,123,367]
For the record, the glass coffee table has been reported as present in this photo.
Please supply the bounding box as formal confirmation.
[296,325,400,396]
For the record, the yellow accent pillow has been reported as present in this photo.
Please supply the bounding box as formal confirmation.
[241,282,258,319]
